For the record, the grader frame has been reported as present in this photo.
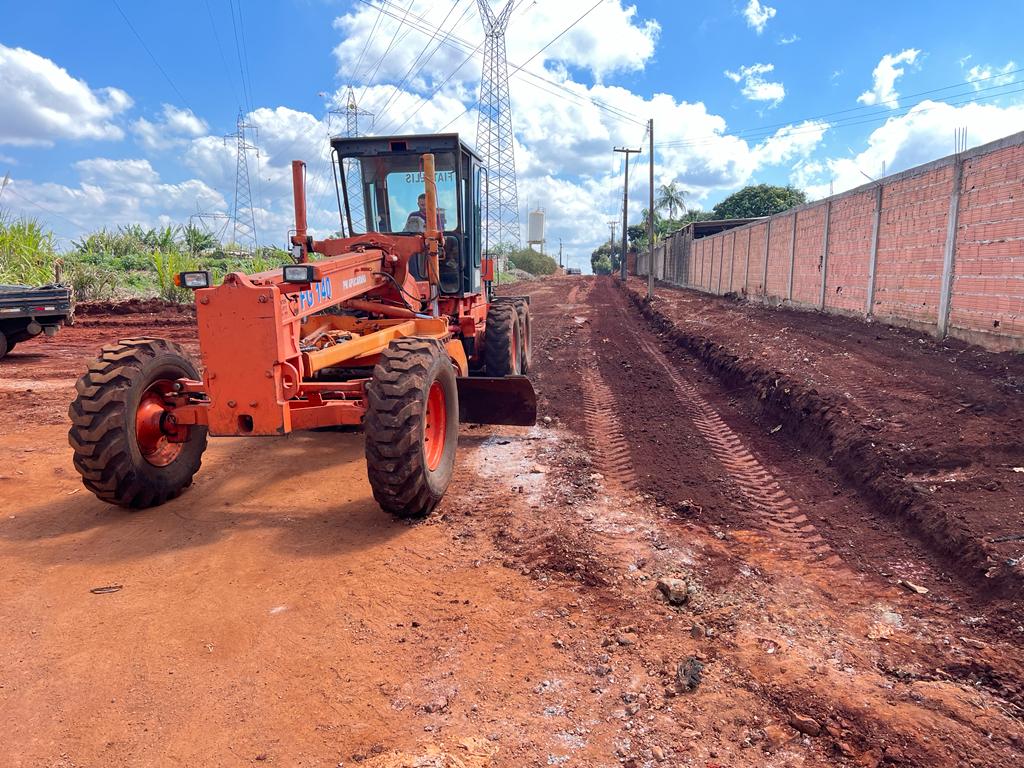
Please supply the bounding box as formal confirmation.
[69,133,534,518]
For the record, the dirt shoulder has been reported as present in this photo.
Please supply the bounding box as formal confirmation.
[620,276,1024,595]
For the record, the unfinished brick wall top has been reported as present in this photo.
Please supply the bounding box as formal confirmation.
[950,142,1024,342]
[825,189,877,314]
[873,165,952,326]
[651,132,1024,351]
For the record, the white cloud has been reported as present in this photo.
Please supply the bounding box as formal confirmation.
[0,44,132,146]
[754,120,830,166]
[724,63,786,107]
[964,60,1017,91]
[857,49,920,107]
[742,0,776,34]
[795,99,1024,199]
[6,159,225,241]
[332,0,660,91]
[132,105,209,152]
[777,34,799,45]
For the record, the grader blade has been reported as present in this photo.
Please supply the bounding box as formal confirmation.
[457,376,537,426]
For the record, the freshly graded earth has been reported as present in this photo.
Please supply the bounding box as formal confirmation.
[1,276,1021,767]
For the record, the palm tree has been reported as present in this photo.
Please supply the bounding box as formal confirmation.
[656,182,687,221]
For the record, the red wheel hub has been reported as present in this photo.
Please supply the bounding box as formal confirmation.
[423,380,447,472]
[135,380,188,467]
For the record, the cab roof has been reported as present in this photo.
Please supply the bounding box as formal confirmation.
[330,133,482,163]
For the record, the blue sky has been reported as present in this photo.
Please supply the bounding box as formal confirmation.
[1,0,1022,272]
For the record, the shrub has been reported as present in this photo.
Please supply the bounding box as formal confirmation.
[66,262,118,301]
[152,248,198,303]
[0,213,58,285]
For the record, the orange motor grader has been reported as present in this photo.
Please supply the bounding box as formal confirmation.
[68,133,535,518]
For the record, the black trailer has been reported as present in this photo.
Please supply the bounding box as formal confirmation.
[0,284,73,359]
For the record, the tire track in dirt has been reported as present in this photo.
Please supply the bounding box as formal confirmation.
[632,332,849,571]
[580,361,637,492]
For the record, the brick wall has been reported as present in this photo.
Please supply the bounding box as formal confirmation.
[643,131,1024,351]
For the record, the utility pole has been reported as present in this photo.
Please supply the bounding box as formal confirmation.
[607,220,618,249]
[558,238,563,269]
[647,118,655,299]
[614,146,640,280]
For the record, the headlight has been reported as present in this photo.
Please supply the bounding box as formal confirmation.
[283,264,316,283]
[177,270,211,289]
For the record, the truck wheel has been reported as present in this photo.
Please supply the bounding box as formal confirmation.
[365,338,458,519]
[68,337,208,508]
[0,332,9,360]
[484,303,521,376]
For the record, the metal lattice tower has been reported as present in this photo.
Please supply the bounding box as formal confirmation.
[331,87,374,233]
[476,0,521,252]
[223,109,259,251]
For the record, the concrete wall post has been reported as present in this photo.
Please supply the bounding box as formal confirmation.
[787,211,798,302]
[819,200,831,311]
[865,184,883,316]
[717,236,725,294]
[937,157,964,338]
[728,231,737,293]
[761,218,772,297]
[743,228,751,295]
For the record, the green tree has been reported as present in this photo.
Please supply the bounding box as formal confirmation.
[656,182,687,220]
[506,246,557,276]
[712,184,807,219]
[590,241,621,275]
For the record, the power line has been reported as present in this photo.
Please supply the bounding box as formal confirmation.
[363,0,644,128]
[234,0,258,110]
[357,0,418,106]
[110,0,193,111]
[227,0,253,113]
[3,184,90,232]
[369,0,471,119]
[436,0,613,134]
[203,0,243,106]
[657,82,1024,151]
[658,72,1024,149]
[350,0,387,83]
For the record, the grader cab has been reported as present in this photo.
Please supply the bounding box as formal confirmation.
[68,133,535,519]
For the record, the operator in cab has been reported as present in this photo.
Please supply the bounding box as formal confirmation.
[403,194,446,233]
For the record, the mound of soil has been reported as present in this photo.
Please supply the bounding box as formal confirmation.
[619,277,1024,596]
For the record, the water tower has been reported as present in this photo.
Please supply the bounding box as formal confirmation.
[527,207,545,254]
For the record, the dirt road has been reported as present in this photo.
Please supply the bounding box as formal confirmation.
[2,280,1022,767]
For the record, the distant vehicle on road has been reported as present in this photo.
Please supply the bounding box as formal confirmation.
[0,284,74,359]
[566,267,582,275]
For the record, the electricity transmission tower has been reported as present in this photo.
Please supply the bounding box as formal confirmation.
[330,86,374,233]
[223,109,259,252]
[476,0,521,253]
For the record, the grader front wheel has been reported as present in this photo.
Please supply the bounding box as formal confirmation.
[68,338,208,508]
[484,303,521,376]
[364,338,459,518]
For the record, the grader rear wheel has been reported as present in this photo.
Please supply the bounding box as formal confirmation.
[364,338,458,518]
[68,337,208,508]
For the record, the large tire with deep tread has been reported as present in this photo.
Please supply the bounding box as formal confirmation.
[364,338,458,519]
[68,337,208,508]
[0,331,9,360]
[484,303,520,376]
[511,300,531,374]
